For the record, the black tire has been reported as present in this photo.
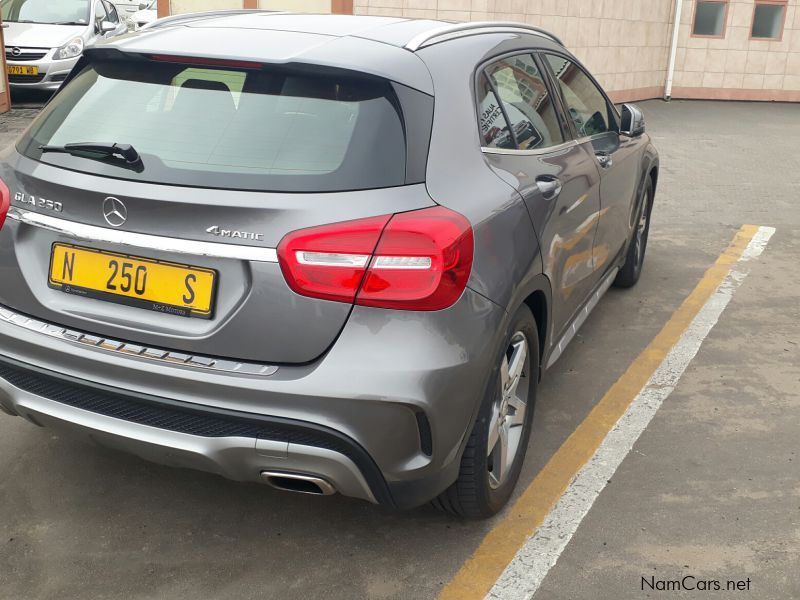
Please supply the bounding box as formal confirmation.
[432,304,539,518]
[614,177,654,289]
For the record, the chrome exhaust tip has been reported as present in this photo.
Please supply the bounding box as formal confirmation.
[260,471,336,496]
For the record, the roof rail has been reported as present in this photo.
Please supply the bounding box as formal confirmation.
[404,21,563,51]
[141,9,289,31]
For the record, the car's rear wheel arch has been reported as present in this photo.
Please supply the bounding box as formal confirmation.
[523,290,548,380]
[629,160,657,230]
[649,165,659,193]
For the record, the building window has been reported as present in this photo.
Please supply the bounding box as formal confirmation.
[692,1,729,37]
[751,1,787,40]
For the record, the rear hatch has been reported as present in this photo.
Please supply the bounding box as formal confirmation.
[0,51,434,364]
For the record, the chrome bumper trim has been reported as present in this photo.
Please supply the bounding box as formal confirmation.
[0,304,278,376]
[6,207,279,263]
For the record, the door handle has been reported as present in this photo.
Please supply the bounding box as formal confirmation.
[596,152,613,169]
[535,176,562,200]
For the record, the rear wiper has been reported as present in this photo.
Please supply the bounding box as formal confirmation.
[40,142,142,166]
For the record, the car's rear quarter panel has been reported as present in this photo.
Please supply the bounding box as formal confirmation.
[419,35,555,328]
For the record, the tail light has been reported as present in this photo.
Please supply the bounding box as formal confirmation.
[277,206,474,311]
[277,214,391,304]
[0,178,9,231]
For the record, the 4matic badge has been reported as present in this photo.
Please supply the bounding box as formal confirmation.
[205,225,264,242]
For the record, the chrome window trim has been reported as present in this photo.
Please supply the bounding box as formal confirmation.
[404,22,563,52]
[6,207,279,263]
[0,304,279,376]
[481,139,578,156]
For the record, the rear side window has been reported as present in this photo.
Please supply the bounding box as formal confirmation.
[477,73,514,150]
[19,60,410,192]
[477,54,564,151]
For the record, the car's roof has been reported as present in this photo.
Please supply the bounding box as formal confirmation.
[201,13,450,45]
[137,12,562,47]
[93,12,562,95]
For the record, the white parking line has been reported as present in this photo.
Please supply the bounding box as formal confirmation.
[486,226,775,600]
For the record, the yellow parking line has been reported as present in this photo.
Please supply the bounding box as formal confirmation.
[439,225,761,600]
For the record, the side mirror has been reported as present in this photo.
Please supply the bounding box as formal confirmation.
[620,103,645,137]
[100,21,117,33]
[139,2,148,9]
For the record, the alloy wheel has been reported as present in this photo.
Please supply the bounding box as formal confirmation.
[487,331,531,489]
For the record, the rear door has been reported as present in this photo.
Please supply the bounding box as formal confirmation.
[477,52,602,335]
[0,55,434,364]
[541,53,641,272]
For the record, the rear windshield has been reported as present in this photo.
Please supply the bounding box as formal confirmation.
[19,60,408,192]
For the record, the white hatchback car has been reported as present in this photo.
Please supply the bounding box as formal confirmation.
[1,0,127,91]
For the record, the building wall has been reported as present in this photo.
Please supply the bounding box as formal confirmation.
[171,0,243,11]
[356,0,800,102]
[355,0,676,102]
[671,0,800,100]
[259,0,333,12]
[165,0,335,14]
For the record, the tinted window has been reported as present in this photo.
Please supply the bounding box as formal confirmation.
[19,61,410,192]
[545,54,614,138]
[477,73,514,149]
[479,54,564,151]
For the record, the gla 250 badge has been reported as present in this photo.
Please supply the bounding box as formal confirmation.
[205,225,264,242]
[14,191,62,213]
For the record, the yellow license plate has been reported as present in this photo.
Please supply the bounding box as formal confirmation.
[8,65,39,76]
[48,244,217,319]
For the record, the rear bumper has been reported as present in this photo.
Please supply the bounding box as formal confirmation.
[0,288,506,509]
[0,356,384,505]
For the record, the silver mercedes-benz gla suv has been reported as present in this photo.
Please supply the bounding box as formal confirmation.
[0,12,658,517]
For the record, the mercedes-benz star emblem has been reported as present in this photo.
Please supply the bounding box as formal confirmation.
[102,197,127,227]
[11,48,21,57]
